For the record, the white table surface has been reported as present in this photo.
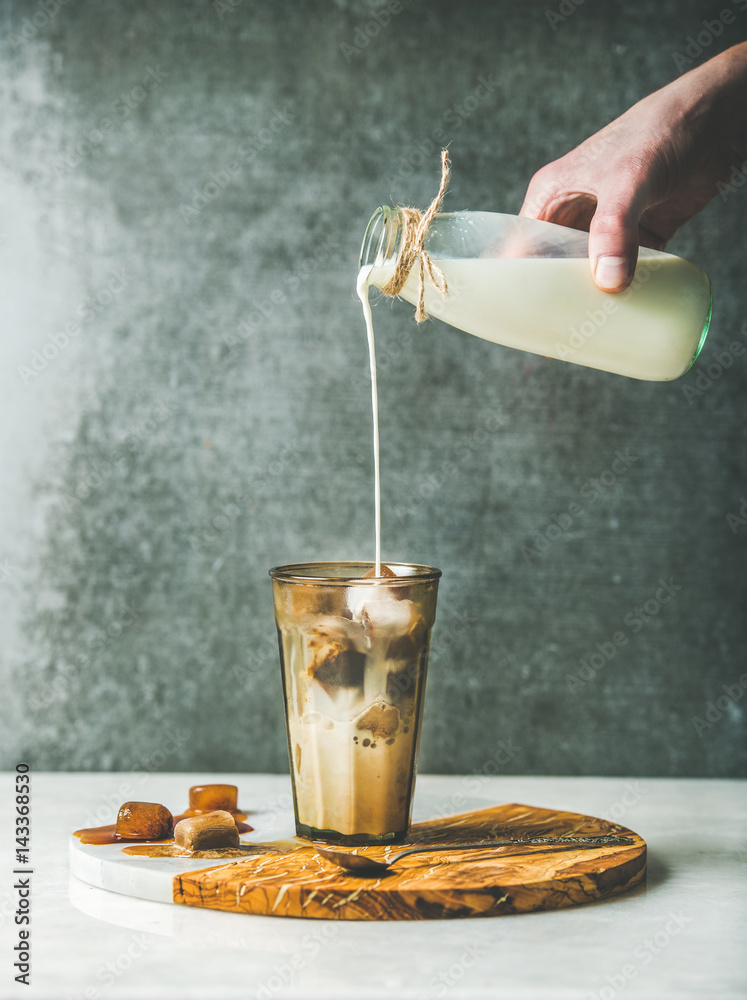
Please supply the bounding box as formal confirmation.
[1,772,745,1000]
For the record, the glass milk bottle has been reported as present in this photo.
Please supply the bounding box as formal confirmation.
[359,209,712,381]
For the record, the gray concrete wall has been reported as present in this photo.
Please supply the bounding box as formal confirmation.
[1,0,745,777]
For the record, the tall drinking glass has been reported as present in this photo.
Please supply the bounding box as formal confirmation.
[270,561,441,845]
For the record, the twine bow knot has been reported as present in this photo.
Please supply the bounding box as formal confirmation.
[380,149,451,323]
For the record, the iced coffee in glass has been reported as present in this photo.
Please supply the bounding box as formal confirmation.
[270,561,440,845]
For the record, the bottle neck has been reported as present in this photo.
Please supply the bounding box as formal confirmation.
[359,206,403,270]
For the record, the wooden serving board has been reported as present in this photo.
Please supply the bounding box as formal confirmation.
[174,803,646,920]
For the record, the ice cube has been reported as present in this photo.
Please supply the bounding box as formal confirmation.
[355,699,401,740]
[307,616,366,694]
[307,616,366,657]
[348,586,418,638]
[312,650,366,690]
[363,564,397,578]
[386,615,427,662]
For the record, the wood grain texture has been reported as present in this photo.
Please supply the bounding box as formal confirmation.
[173,803,646,920]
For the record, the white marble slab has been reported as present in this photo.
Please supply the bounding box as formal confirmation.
[1,773,745,999]
[70,838,225,904]
[69,802,299,903]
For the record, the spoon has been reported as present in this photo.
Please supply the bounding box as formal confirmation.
[316,834,634,876]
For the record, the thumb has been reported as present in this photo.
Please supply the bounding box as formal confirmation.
[588,181,649,293]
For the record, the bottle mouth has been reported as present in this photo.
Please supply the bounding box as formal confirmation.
[358,206,401,270]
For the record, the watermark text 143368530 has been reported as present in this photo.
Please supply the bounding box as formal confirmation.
[13,764,32,986]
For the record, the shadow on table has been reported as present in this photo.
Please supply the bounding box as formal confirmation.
[641,849,669,891]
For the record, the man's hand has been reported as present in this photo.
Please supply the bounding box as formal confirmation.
[520,43,747,292]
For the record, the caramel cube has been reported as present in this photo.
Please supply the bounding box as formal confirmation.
[115,802,173,840]
[173,810,240,852]
[188,784,238,813]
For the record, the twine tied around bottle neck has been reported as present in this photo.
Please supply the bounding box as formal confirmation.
[380,149,450,323]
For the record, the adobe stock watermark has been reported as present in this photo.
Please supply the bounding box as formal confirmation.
[428,605,480,668]
[27,601,147,713]
[347,604,480,717]
[545,0,586,31]
[394,409,507,523]
[60,398,178,509]
[691,673,747,737]
[9,0,72,49]
[682,330,746,404]
[349,323,414,394]
[69,933,151,1000]
[17,268,132,385]
[590,912,693,1000]
[340,0,412,62]
[524,124,653,224]
[251,788,295,833]
[565,577,682,693]
[0,558,19,587]
[552,258,663,362]
[522,448,638,565]
[671,3,747,74]
[521,132,619,218]
[725,496,747,534]
[429,737,522,824]
[393,461,453,524]
[47,66,169,179]
[602,781,647,824]
[79,729,192,828]
[423,943,489,997]
[213,0,243,19]
[254,926,338,999]
[178,106,295,222]
[385,74,500,187]
[223,235,341,348]
[189,442,302,552]
[717,159,747,201]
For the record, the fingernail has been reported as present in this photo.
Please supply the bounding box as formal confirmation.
[594,256,628,291]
